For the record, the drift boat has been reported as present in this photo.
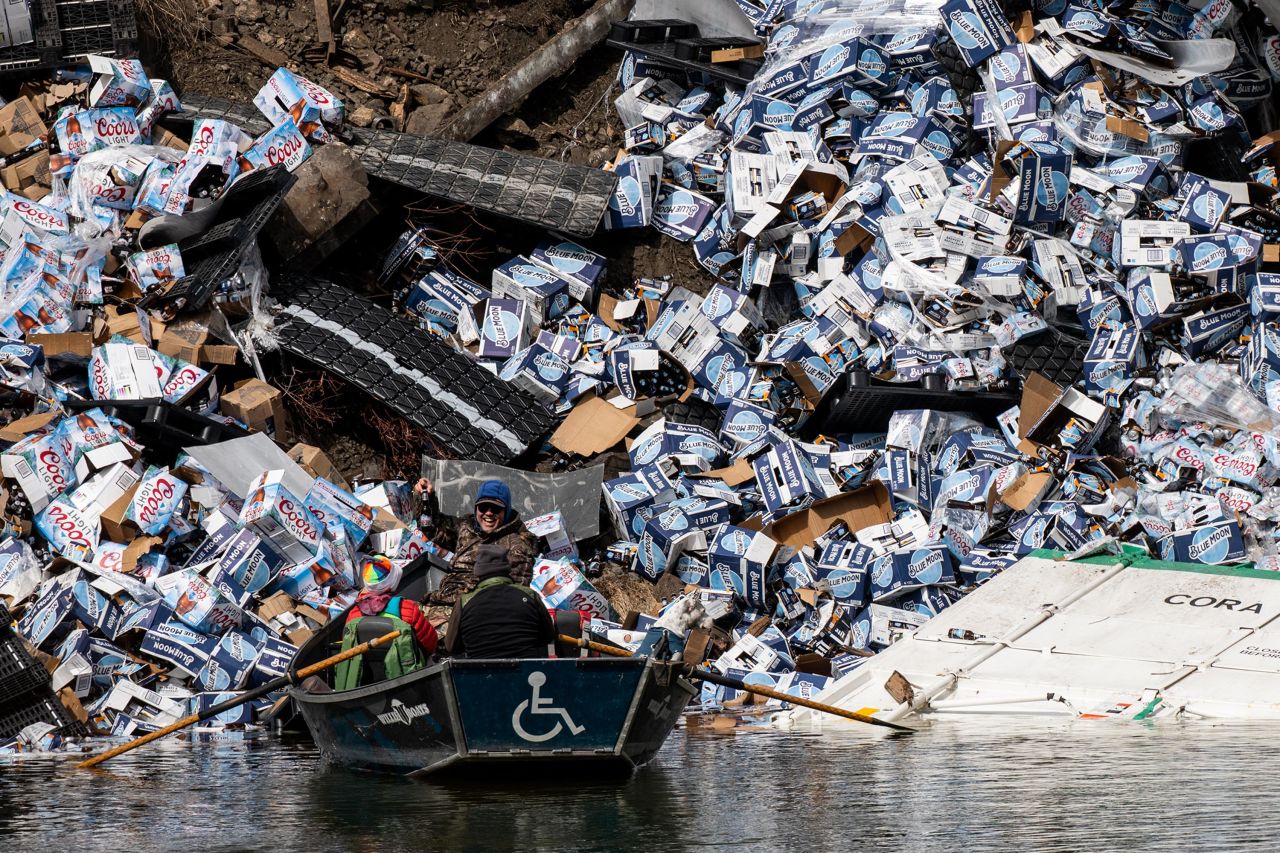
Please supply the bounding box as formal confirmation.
[288,561,696,777]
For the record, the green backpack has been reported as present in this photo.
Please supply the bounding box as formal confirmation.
[333,598,427,690]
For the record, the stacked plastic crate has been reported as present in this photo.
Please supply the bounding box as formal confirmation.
[0,603,84,741]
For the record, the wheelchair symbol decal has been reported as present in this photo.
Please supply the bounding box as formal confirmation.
[512,671,585,743]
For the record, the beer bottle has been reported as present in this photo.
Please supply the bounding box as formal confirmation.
[14,309,39,334]
[66,114,87,157]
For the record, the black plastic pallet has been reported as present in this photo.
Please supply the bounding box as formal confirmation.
[162,94,271,138]
[171,94,618,238]
[65,397,250,450]
[662,396,722,433]
[0,0,136,75]
[0,627,51,707]
[814,370,1019,434]
[346,126,617,238]
[0,690,86,741]
[137,165,294,316]
[607,19,762,87]
[272,276,557,463]
[609,19,698,43]
[1005,326,1092,387]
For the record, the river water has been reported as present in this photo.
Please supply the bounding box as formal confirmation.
[0,718,1275,851]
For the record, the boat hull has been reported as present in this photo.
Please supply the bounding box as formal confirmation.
[292,656,695,778]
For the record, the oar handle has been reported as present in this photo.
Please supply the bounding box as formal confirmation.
[76,629,403,769]
[557,634,912,733]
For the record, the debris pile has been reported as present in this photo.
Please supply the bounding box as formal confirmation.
[415,0,1280,712]
[7,0,1280,744]
[0,57,462,748]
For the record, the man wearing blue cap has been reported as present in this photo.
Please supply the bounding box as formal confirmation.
[422,477,538,607]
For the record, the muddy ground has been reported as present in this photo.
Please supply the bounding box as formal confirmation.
[152,0,617,159]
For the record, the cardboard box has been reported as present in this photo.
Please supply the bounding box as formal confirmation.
[1019,372,1110,456]
[138,619,219,677]
[304,477,374,545]
[101,679,185,727]
[405,271,487,332]
[1118,220,1188,268]
[651,182,717,242]
[871,546,957,603]
[604,154,663,230]
[155,324,206,365]
[551,395,642,457]
[88,55,150,107]
[525,511,577,560]
[602,464,675,542]
[100,482,139,543]
[287,443,348,489]
[0,0,32,48]
[476,297,535,360]
[751,440,839,513]
[221,378,290,441]
[239,469,322,562]
[256,588,327,646]
[530,238,605,303]
[813,540,874,604]
[161,569,247,634]
[198,630,260,691]
[95,307,166,345]
[1159,519,1246,565]
[89,342,164,399]
[491,257,571,322]
[759,480,893,549]
[27,331,92,360]
[68,462,139,521]
[707,525,777,608]
[210,529,288,597]
[1,149,49,195]
[530,559,610,620]
[0,409,56,443]
[2,431,75,512]
[155,324,239,366]
[0,96,44,156]
[869,603,930,647]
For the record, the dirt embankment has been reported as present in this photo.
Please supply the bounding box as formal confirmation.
[153,0,615,157]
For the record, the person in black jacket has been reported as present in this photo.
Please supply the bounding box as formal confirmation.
[444,544,555,659]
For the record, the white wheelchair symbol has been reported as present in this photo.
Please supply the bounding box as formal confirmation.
[512,671,585,743]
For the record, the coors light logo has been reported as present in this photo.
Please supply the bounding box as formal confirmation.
[265,133,306,168]
[277,498,319,544]
[12,200,67,232]
[135,478,176,526]
[94,113,140,146]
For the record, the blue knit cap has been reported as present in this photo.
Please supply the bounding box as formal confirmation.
[475,479,514,523]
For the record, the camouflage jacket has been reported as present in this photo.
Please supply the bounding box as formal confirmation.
[429,514,538,605]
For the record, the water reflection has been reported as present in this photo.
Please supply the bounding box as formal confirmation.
[1,720,1278,851]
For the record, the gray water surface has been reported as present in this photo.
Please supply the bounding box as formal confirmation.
[0,719,1275,851]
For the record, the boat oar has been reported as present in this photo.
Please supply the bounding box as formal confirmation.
[558,634,914,733]
[690,667,915,732]
[77,629,403,770]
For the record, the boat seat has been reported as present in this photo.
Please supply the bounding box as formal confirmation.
[354,614,398,684]
[553,609,589,658]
